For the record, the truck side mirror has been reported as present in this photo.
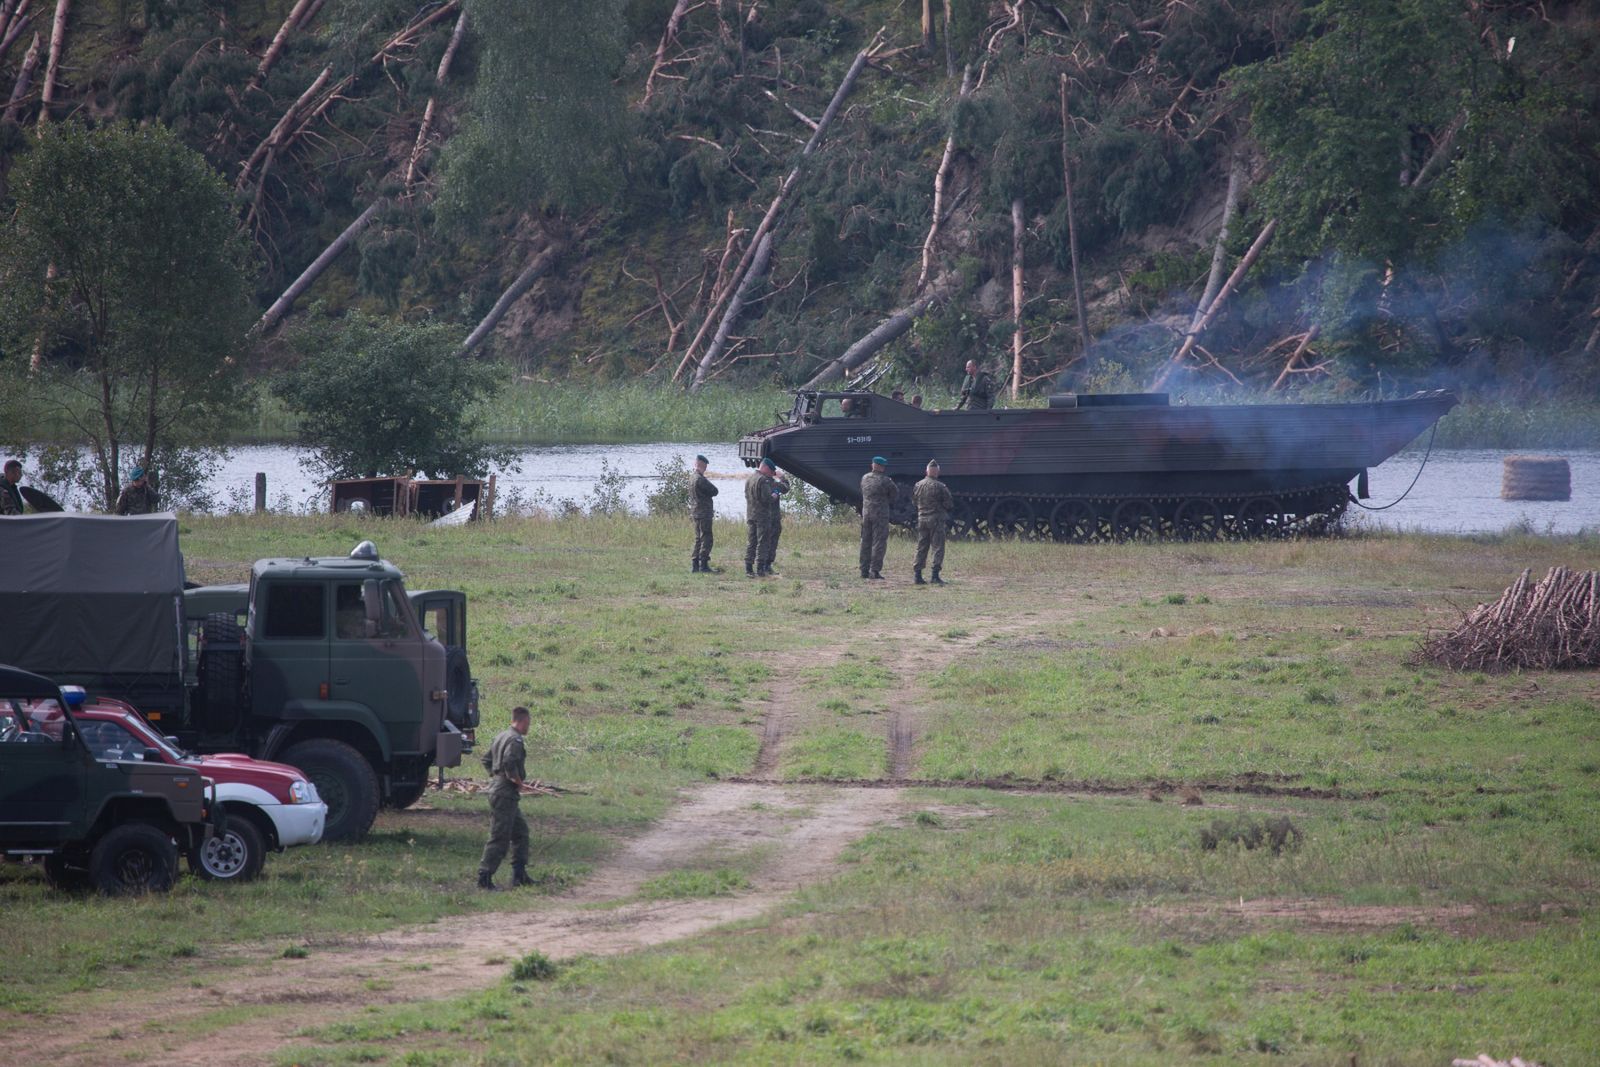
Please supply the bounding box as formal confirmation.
[362,579,382,639]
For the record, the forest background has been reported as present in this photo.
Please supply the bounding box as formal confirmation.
[0,0,1597,507]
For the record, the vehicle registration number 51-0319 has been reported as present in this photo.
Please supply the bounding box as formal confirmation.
[846,435,872,444]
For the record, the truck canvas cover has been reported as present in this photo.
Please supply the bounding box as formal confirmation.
[0,513,186,679]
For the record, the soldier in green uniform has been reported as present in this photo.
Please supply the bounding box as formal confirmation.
[114,467,160,515]
[912,459,954,585]
[477,705,535,891]
[762,468,789,577]
[744,458,777,578]
[858,456,898,580]
[0,461,24,516]
[690,454,718,573]
[957,360,996,411]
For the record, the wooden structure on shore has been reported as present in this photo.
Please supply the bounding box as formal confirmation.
[330,474,495,520]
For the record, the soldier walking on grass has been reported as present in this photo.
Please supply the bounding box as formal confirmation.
[859,456,897,580]
[478,705,535,891]
[912,459,954,586]
[690,454,718,573]
[744,458,779,578]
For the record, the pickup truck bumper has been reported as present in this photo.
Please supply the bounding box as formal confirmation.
[263,800,327,848]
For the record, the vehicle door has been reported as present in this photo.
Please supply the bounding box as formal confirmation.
[0,697,85,845]
[249,580,331,721]
[331,579,427,752]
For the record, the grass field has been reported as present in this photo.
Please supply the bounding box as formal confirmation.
[2,514,1596,1065]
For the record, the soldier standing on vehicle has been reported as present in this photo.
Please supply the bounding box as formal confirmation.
[957,360,996,411]
[690,454,718,573]
[114,467,159,515]
[912,459,954,586]
[762,468,790,577]
[744,458,778,578]
[858,456,897,580]
[478,705,534,891]
[0,460,23,516]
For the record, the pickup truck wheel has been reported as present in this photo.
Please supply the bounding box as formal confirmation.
[188,814,266,881]
[282,739,379,841]
[89,823,178,895]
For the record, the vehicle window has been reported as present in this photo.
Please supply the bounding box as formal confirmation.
[379,581,411,639]
[78,720,150,762]
[262,582,325,639]
[334,583,366,640]
[1,699,61,745]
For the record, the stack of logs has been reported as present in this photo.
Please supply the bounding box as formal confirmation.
[1418,567,1600,671]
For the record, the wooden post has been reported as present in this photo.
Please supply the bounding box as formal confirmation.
[484,473,496,520]
[254,472,267,513]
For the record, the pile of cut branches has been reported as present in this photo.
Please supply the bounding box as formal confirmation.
[1417,567,1600,671]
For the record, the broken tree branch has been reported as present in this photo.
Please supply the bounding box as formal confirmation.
[642,0,694,107]
[253,200,385,336]
[1191,146,1244,331]
[1269,325,1321,391]
[404,6,468,193]
[244,0,321,97]
[802,275,956,388]
[1150,217,1277,390]
[3,30,39,123]
[690,232,772,391]
[36,0,66,124]
[1011,196,1024,399]
[1059,73,1091,359]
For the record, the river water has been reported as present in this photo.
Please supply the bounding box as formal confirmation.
[23,442,1600,534]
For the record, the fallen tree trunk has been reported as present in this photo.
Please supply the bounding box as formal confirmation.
[35,0,65,123]
[403,6,468,192]
[1059,74,1091,360]
[2,30,39,123]
[641,0,693,107]
[1010,196,1024,400]
[917,63,972,289]
[0,0,32,57]
[690,232,772,392]
[236,64,330,192]
[1191,148,1244,333]
[1269,325,1321,391]
[673,31,880,383]
[253,200,385,336]
[802,280,953,389]
[1149,218,1277,390]
[244,0,322,97]
[460,243,563,355]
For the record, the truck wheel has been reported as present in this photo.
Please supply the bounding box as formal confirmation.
[89,823,178,895]
[282,739,379,842]
[385,780,428,810]
[188,814,267,881]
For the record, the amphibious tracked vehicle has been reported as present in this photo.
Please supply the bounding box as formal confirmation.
[738,389,1457,540]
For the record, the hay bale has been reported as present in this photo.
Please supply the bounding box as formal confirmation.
[1502,455,1571,501]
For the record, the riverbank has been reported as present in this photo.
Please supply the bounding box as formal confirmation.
[16,377,1600,449]
[2,517,1594,1064]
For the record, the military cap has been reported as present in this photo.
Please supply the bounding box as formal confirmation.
[758,457,775,471]
[130,466,146,480]
[695,454,709,464]
[871,456,888,467]
[927,458,940,469]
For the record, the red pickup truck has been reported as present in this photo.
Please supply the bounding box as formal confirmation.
[29,690,326,881]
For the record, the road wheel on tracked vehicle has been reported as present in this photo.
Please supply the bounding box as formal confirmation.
[89,823,178,895]
[1049,499,1098,543]
[1234,496,1283,539]
[281,738,379,842]
[188,813,266,881]
[1112,499,1161,542]
[1174,498,1222,541]
[988,497,1037,540]
[947,500,980,540]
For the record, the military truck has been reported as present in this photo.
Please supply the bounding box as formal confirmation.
[0,514,478,841]
[1,665,218,894]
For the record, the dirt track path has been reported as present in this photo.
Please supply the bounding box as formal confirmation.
[12,783,914,1067]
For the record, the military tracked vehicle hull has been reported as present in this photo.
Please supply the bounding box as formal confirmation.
[738,390,1457,540]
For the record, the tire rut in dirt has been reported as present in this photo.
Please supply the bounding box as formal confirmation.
[888,711,914,780]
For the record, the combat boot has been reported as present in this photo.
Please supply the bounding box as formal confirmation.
[746,561,756,578]
[860,567,871,579]
[914,569,926,585]
[931,568,944,585]
[691,560,701,573]
[476,870,500,892]
[511,863,535,888]
[870,570,885,580]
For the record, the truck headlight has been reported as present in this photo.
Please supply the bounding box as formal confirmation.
[290,780,312,804]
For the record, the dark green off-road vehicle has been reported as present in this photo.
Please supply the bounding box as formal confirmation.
[0,665,217,894]
[0,515,478,841]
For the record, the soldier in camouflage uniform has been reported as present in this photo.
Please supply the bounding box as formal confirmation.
[912,459,954,585]
[114,467,160,515]
[690,454,718,573]
[477,706,534,891]
[858,456,898,580]
[744,458,778,578]
[762,469,789,576]
[957,360,996,411]
[0,461,24,516]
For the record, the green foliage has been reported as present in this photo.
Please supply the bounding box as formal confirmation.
[645,453,693,516]
[437,0,631,224]
[274,309,519,480]
[0,121,252,510]
[511,951,560,981]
